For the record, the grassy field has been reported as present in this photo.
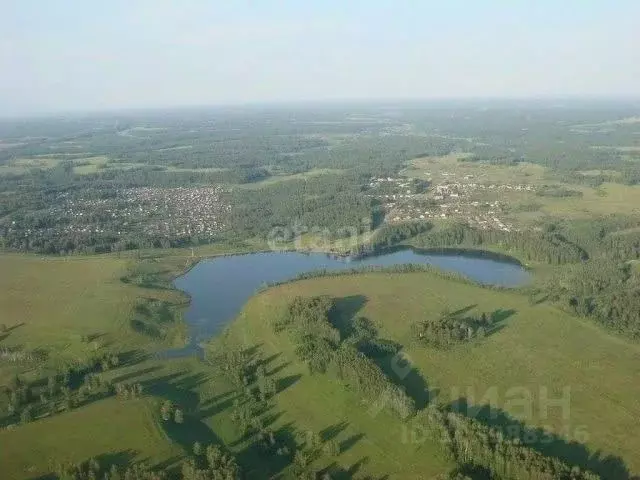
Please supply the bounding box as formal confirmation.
[3,248,640,478]
[0,397,180,479]
[219,272,640,478]
[0,254,186,381]
[402,153,549,186]
[237,168,345,189]
[0,156,112,176]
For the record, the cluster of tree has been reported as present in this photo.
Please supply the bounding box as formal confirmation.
[50,444,241,479]
[417,405,600,480]
[228,173,376,239]
[367,220,433,251]
[277,296,415,419]
[344,316,401,358]
[1,353,121,426]
[413,223,588,265]
[544,259,640,340]
[159,400,184,424]
[412,309,494,348]
[215,346,287,448]
[114,382,144,400]
[53,458,167,480]
[535,185,583,198]
[129,298,180,340]
[181,444,241,480]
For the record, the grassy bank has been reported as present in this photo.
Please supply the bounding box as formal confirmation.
[217,271,640,477]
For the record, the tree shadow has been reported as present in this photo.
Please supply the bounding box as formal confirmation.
[321,421,350,442]
[141,371,208,413]
[373,351,431,409]
[118,349,149,367]
[276,374,302,393]
[6,322,25,333]
[111,365,163,384]
[329,295,368,339]
[485,308,517,337]
[339,433,365,454]
[236,421,298,479]
[450,304,478,317]
[199,392,238,419]
[490,308,517,325]
[449,398,632,480]
[242,343,263,360]
[260,352,281,368]
[319,457,372,480]
[0,322,26,343]
[268,361,291,377]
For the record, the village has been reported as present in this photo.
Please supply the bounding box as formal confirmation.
[5,186,231,248]
[369,175,535,232]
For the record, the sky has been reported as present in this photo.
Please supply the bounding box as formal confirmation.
[1,0,639,115]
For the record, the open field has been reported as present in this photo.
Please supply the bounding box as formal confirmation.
[237,168,345,189]
[402,153,549,186]
[0,156,230,176]
[0,156,111,176]
[220,272,640,477]
[2,250,640,478]
[0,254,185,380]
[0,397,180,479]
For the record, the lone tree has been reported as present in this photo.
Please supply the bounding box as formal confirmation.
[160,400,173,421]
[193,441,202,456]
[323,439,340,457]
[174,408,184,424]
[20,406,32,424]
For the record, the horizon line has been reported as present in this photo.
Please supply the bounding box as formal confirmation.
[3,94,640,121]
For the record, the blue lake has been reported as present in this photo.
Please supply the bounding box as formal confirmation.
[166,248,530,356]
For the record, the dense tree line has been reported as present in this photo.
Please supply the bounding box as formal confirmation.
[543,259,640,339]
[412,223,587,265]
[228,173,376,239]
[367,220,433,251]
[417,405,600,480]
[50,444,240,480]
[276,296,415,419]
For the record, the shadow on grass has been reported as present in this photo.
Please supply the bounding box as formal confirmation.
[449,398,633,480]
[450,304,478,317]
[329,295,368,339]
[111,365,163,384]
[199,391,238,418]
[339,433,365,454]
[277,374,302,393]
[118,349,149,367]
[320,457,371,479]
[235,421,299,479]
[268,361,291,376]
[321,421,350,442]
[375,353,432,409]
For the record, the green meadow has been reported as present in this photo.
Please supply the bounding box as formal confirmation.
[2,251,640,478]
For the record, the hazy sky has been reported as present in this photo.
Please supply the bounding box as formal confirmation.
[2,0,639,115]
